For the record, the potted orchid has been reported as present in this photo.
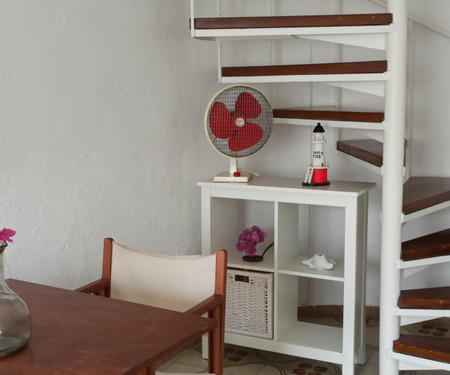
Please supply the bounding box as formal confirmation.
[236,225,274,262]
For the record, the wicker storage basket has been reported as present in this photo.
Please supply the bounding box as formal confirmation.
[225,268,273,339]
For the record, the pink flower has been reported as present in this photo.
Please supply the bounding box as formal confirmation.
[0,228,16,245]
[236,225,267,257]
[251,225,267,242]
[237,240,257,257]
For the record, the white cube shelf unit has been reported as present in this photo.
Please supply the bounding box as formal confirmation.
[198,175,375,375]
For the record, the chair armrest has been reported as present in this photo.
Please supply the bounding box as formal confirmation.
[185,294,224,316]
[75,278,110,296]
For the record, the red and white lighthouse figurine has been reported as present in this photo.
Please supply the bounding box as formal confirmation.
[303,123,330,186]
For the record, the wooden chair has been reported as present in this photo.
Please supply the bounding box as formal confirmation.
[77,238,227,375]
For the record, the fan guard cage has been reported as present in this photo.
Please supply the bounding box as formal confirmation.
[205,86,273,159]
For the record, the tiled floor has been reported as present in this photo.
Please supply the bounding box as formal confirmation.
[157,316,450,374]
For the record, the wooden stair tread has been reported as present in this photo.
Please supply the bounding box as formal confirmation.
[222,60,387,77]
[193,13,393,29]
[402,228,450,261]
[336,139,383,167]
[273,106,384,123]
[394,335,450,363]
[399,286,450,309]
[403,177,450,215]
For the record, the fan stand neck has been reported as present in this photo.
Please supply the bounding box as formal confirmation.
[213,158,253,183]
[230,158,238,175]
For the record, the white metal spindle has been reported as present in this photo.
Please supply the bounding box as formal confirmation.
[190,0,195,38]
[217,0,222,83]
[404,19,414,181]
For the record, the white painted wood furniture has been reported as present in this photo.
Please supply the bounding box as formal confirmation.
[198,175,375,375]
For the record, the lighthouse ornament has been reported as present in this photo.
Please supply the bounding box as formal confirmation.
[303,123,330,186]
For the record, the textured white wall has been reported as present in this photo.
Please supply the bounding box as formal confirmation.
[0,0,225,288]
[1,1,449,305]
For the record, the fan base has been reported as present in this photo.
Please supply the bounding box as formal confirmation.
[214,170,252,183]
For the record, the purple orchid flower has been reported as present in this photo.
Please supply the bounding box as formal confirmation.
[236,225,267,257]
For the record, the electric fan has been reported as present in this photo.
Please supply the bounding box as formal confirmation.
[205,85,273,182]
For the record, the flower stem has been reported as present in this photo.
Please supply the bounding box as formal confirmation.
[261,241,274,257]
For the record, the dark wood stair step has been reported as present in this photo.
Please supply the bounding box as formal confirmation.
[222,60,387,77]
[403,177,450,215]
[394,335,450,363]
[336,139,383,167]
[398,286,450,309]
[193,13,393,29]
[273,106,384,123]
[402,228,450,261]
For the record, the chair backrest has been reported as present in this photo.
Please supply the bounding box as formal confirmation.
[106,240,220,312]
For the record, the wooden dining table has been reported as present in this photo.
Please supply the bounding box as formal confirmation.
[0,279,216,375]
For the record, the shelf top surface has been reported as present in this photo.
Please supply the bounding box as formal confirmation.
[198,175,376,196]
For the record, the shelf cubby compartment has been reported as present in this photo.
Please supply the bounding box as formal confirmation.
[276,272,345,363]
[276,201,345,281]
[279,322,344,362]
[225,320,344,365]
[279,256,345,282]
[208,196,275,267]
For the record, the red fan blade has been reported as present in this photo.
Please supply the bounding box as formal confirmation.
[235,92,262,119]
[209,102,235,139]
[228,122,263,152]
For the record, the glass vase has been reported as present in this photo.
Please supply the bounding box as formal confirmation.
[0,245,32,357]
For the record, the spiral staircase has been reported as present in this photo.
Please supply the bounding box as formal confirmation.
[189,1,450,374]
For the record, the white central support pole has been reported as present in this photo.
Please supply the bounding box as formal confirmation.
[379,0,408,374]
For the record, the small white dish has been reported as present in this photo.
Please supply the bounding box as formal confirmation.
[302,253,336,270]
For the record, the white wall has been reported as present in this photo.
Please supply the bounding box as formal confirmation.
[1,0,449,305]
[1,0,225,288]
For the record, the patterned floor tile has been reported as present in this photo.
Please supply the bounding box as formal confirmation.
[255,364,288,374]
[157,316,450,375]
[224,363,266,375]
[158,362,206,373]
